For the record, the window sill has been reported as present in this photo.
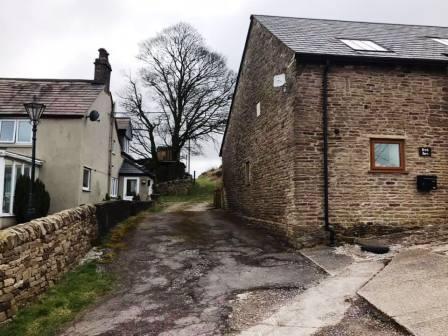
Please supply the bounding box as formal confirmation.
[368,170,409,175]
[0,144,32,147]
[82,188,91,192]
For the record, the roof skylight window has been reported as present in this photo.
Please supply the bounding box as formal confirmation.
[340,39,389,52]
[432,38,448,46]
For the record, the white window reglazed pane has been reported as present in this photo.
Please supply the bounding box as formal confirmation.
[111,177,118,197]
[0,121,15,142]
[17,121,32,143]
[126,179,137,197]
[374,143,400,167]
[3,162,13,213]
[433,38,448,46]
[15,164,23,180]
[340,39,388,52]
[24,165,31,177]
[83,168,90,189]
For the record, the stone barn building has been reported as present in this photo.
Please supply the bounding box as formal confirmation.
[220,15,448,247]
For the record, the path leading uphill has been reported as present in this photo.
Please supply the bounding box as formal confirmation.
[60,204,324,335]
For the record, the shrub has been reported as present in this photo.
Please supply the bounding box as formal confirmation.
[13,175,51,224]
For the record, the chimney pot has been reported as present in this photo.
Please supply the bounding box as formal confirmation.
[94,48,112,92]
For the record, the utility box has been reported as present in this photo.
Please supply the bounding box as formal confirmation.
[417,175,437,192]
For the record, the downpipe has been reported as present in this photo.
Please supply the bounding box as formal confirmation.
[323,60,336,247]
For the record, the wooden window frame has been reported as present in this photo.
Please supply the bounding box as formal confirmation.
[370,138,405,173]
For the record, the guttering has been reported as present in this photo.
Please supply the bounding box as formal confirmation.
[107,100,115,195]
[0,150,44,166]
[298,52,448,67]
[322,60,336,246]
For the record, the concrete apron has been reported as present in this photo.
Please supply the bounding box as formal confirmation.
[358,248,448,336]
[239,247,386,336]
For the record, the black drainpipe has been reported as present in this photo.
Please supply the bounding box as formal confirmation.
[323,60,336,246]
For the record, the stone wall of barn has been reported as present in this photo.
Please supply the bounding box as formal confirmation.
[324,64,448,236]
[289,61,448,244]
[0,205,97,322]
[222,20,448,247]
[221,19,299,239]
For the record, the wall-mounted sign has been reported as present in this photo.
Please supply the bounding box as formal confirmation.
[419,147,432,157]
[273,74,286,87]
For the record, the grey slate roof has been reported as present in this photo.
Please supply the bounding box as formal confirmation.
[119,157,152,177]
[0,78,105,117]
[254,15,448,62]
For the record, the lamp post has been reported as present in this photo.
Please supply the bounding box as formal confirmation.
[23,95,46,221]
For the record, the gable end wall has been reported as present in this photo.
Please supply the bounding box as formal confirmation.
[221,20,298,240]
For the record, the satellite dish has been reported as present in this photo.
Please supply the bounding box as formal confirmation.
[88,110,100,122]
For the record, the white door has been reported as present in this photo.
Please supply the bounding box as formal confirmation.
[123,177,139,201]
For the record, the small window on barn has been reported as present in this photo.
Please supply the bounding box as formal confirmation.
[340,39,389,52]
[256,102,261,117]
[244,162,251,185]
[370,139,405,173]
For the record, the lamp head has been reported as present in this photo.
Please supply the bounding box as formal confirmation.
[24,95,46,124]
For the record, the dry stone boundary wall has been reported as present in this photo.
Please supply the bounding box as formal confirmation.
[0,205,97,322]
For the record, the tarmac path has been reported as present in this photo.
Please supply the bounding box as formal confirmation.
[60,204,324,336]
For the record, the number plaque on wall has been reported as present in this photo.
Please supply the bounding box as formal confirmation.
[419,147,432,157]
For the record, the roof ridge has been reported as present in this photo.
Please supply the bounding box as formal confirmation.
[0,77,101,84]
[252,14,448,30]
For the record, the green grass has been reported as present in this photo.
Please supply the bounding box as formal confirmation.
[100,212,146,261]
[159,177,219,204]
[0,262,114,336]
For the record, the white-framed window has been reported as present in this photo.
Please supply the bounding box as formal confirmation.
[82,167,91,191]
[123,138,130,153]
[0,120,16,143]
[17,121,32,144]
[123,177,139,201]
[110,177,118,197]
[0,160,35,215]
[0,120,32,144]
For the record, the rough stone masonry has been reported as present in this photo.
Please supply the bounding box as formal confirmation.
[222,18,448,248]
[0,205,97,322]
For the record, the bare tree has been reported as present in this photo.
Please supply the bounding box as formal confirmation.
[132,22,236,161]
[120,75,159,164]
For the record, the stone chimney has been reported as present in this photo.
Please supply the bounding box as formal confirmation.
[93,48,112,91]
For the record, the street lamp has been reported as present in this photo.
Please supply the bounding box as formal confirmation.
[23,95,46,221]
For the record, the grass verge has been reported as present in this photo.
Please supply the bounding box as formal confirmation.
[0,212,147,336]
[0,262,114,336]
[100,212,146,262]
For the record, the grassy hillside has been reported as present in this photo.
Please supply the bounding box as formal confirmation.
[160,177,219,204]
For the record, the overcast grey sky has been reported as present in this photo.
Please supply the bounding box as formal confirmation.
[1,0,447,174]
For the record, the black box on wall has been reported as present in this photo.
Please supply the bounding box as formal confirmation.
[417,175,437,192]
